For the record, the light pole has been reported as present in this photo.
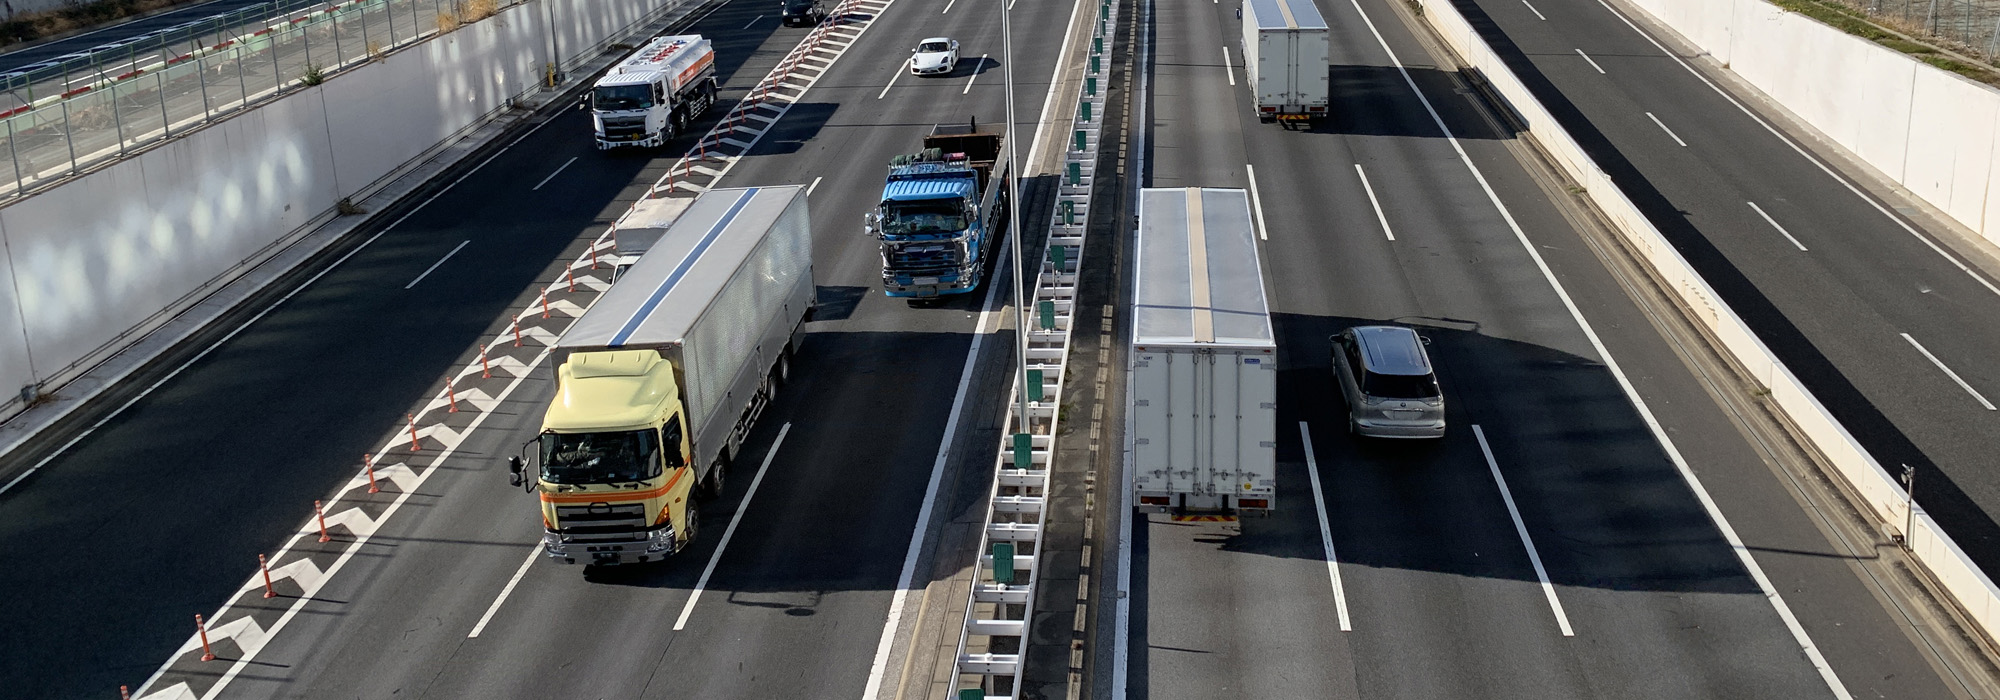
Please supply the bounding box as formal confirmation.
[1001,0,1030,462]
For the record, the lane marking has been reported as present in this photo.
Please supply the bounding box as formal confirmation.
[1473,425,1574,636]
[743,14,763,28]
[1590,0,2000,299]
[1222,45,1235,85]
[1355,163,1393,241]
[963,53,989,94]
[1245,163,1271,241]
[405,240,471,289]
[0,111,565,498]
[1522,0,1547,19]
[467,546,541,637]
[1900,333,1996,410]
[1114,0,1155,695]
[1645,111,1687,147]
[1575,48,1605,74]
[879,60,907,99]
[675,423,793,630]
[532,156,579,191]
[1342,0,1853,693]
[1299,422,1352,631]
[1747,201,1808,252]
[860,244,1012,699]
[942,0,957,13]
[807,176,823,195]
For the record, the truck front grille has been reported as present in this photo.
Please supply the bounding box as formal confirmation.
[555,502,649,538]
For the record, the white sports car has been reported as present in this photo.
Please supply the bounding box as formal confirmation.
[910,37,959,75]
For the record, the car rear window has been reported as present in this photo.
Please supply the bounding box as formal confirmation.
[1363,371,1439,399]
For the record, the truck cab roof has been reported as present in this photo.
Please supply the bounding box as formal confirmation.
[882,172,975,201]
[546,350,680,432]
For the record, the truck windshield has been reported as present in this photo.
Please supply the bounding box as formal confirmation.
[880,199,967,235]
[593,84,654,111]
[540,429,662,484]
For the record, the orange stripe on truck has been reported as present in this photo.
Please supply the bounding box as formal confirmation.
[538,468,687,504]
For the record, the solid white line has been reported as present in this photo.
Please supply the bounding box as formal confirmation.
[1245,163,1271,241]
[1355,163,1394,241]
[879,61,906,99]
[1593,0,2000,300]
[1299,422,1352,631]
[1472,425,1575,636]
[807,176,823,195]
[1575,48,1606,74]
[743,14,763,28]
[1645,111,1687,147]
[1900,334,1996,410]
[0,112,561,498]
[533,157,578,191]
[405,240,470,289]
[1522,0,1547,19]
[1222,45,1235,85]
[1343,0,1852,694]
[1115,0,1153,696]
[942,0,957,13]
[1747,201,1809,252]
[467,546,541,637]
[675,423,793,630]
[859,244,1012,698]
[962,53,989,94]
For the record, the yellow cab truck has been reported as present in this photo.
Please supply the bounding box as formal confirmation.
[507,186,814,565]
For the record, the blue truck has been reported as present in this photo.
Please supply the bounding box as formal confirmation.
[866,122,1010,298]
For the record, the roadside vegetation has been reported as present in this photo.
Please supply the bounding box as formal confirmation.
[1770,0,2000,86]
[0,0,206,48]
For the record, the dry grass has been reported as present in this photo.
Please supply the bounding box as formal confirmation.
[1771,0,2000,86]
[0,0,205,47]
[462,0,499,22]
[436,10,464,34]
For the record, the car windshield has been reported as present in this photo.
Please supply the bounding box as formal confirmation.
[880,199,968,235]
[918,41,951,52]
[785,0,813,8]
[540,429,661,484]
[1362,371,1440,400]
[592,84,652,111]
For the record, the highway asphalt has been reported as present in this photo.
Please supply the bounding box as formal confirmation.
[1121,0,1974,696]
[0,0,1074,696]
[1447,0,2000,575]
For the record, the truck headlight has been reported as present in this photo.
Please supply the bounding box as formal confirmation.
[645,525,675,553]
[542,532,569,556]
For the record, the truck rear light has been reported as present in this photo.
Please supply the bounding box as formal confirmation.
[1260,106,1277,113]
[1237,498,1269,509]
[1139,496,1171,506]
[1306,106,1325,112]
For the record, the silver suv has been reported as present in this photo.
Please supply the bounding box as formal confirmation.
[1330,326,1445,438]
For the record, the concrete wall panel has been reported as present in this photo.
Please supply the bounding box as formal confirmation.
[1904,69,1969,209]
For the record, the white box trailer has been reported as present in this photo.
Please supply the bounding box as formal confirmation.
[554,185,815,481]
[1240,0,1329,124]
[1130,187,1278,514]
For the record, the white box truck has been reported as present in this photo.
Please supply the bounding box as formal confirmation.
[1129,187,1278,515]
[1240,0,1329,125]
[509,186,814,565]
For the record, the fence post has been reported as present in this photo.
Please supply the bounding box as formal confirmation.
[157,72,173,138]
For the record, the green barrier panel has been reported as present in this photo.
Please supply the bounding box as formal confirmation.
[1028,369,1044,401]
[1100,3,1109,20]
[1080,101,1093,123]
[994,541,1016,583]
[1073,129,1087,151]
[1086,76,1097,96]
[1039,300,1056,330]
[1067,161,1081,185]
[1060,200,1076,225]
[1013,433,1032,470]
[961,690,984,700]
[1090,54,1100,74]
[1051,245,1068,271]
[1093,37,1103,55]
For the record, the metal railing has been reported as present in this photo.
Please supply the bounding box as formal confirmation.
[0,0,525,201]
[1852,0,2000,63]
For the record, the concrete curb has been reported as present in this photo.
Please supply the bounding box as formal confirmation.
[1410,0,2000,655]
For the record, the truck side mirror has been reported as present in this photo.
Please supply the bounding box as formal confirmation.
[507,455,525,488]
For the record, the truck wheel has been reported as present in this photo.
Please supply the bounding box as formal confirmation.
[775,346,793,386]
[682,499,701,545]
[700,457,728,500]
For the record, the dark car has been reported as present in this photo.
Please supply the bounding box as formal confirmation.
[780,0,825,26]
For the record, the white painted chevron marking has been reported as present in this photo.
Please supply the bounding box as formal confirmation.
[416,423,467,450]
[690,164,725,177]
[134,682,199,700]
[720,137,752,149]
[342,460,420,493]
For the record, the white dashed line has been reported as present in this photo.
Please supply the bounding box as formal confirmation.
[1901,333,1996,410]
[1222,45,1235,85]
[963,53,989,93]
[1575,48,1605,74]
[879,60,907,99]
[405,240,470,289]
[1299,422,1352,631]
[1473,425,1574,636]
[1245,163,1271,240]
[1747,201,1808,252]
[468,546,541,637]
[532,156,579,190]
[1355,163,1393,241]
[675,423,792,630]
[1645,111,1687,147]
[743,14,763,28]
[807,176,823,195]
[1522,0,1546,19]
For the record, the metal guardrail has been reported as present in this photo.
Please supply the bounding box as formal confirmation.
[0,0,528,202]
[946,0,1114,696]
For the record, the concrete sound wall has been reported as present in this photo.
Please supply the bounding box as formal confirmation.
[1621,0,2000,248]
[0,0,671,413]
